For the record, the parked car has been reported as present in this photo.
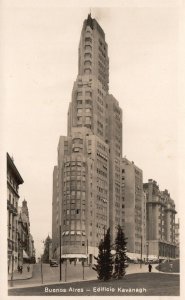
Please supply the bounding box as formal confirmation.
[50,259,58,267]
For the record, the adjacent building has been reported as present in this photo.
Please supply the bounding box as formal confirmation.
[121,158,146,259]
[175,219,180,258]
[7,153,35,273]
[143,179,176,259]
[18,199,36,265]
[7,153,24,272]
[52,14,122,263]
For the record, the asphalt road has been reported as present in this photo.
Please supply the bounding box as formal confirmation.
[8,273,180,296]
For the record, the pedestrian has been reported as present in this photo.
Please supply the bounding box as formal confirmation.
[27,264,30,272]
[148,263,152,272]
[169,262,173,271]
[20,265,23,274]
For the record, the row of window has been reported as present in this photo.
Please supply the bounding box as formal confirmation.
[77,100,92,106]
[97,167,107,178]
[77,91,92,97]
[64,161,85,167]
[64,209,85,215]
[62,230,86,236]
[62,241,85,246]
[77,108,92,114]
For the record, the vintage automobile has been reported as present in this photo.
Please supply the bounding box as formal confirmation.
[50,259,58,267]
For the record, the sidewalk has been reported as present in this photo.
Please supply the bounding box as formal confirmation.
[8,264,33,281]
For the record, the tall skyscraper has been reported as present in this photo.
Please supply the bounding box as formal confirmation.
[52,14,122,263]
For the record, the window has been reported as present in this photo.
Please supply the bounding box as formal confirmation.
[71,220,75,229]
[84,45,92,51]
[77,100,82,105]
[85,117,91,124]
[85,37,92,43]
[77,108,82,114]
[84,53,92,59]
[85,99,91,105]
[84,68,91,74]
[85,91,92,97]
[77,116,82,122]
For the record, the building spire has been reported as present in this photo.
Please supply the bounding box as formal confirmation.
[87,11,93,29]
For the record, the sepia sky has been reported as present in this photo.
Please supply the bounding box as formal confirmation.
[1,0,183,257]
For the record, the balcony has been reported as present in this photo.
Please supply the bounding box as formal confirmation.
[7,200,18,215]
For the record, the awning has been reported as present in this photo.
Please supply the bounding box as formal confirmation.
[126,252,138,260]
[61,254,87,259]
[23,250,29,258]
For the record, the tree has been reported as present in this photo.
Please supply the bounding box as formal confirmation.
[113,225,127,279]
[93,228,113,281]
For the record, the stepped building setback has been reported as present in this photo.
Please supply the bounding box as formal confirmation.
[52,14,123,263]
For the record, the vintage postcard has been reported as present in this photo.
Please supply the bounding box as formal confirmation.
[0,0,183,299]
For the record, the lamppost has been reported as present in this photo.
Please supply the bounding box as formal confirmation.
[146,242,149,263]
[40,240,44,284]
[59,225,62,281]
[140,235,143,268]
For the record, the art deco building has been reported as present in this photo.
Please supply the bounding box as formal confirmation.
[52,14,122,263]
[121,158,146,259]
[7,153,24,272]
[143,179,176,259]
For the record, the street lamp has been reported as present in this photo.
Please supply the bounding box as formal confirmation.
[140,235,143,268]
[59,225,62,281]
[146,242,149,263]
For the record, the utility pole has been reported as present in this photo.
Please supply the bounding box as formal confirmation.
[59,225,62,281]
[86,239,88,262]
[65,259,67,282]
[40,257,43,284]
[40,240,44,284]
[140,235,143,268]
[82,260,85,280]
[146,242,149,263]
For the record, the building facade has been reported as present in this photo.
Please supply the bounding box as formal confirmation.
[18,199,36,265]
[7,153,24,272]
[175,219,180,258]
[52,14,122,263]
[143,179,176,259]
[121,158,146,260]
